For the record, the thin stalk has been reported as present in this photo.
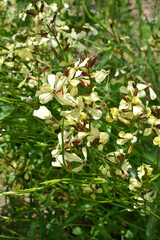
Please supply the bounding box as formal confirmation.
[82,0,113,39]
[61,115,66,168]
[136,0,142,47]
[157,147,160,172]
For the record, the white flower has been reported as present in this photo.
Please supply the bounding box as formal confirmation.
[51,133,87,172]
[129,177,142,191]
[36,73,68,104]
[33,106,53,120]
[83,23,98,35]
[137,83,157,100]
[19,3,33,21]
[116,159,132,179]
[144,191,157,203]
[91,70,110,84]
[117,131,136,145]
[137,164,153,181]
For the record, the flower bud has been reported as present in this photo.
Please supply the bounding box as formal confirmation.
[40,1,44,12]
[52,47,59,58]
[81,53,86,61]
[88,55,97,68]
[79,79,89,88]
[32,1,39,11]
[26,10,36,17]
[52,25,57,36]
[40,66,49,73]
[51,12,57,23]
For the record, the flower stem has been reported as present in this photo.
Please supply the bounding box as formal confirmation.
[157,147,160,172]
[61,116,66,168]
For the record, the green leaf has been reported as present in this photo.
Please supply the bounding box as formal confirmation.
[149,173,160,183]
[29,222,37,240]
[0,106,14,120]
[146,215,157,240]
[72,227,82,235]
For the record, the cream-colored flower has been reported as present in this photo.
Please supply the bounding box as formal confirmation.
[83,23,98,35]
[61,92,102,121]
[83,184,103,199]
[137,83,157,100]
[52,147,87,172]
[116,159,132,179]
[36,73,68,104]
[129,177,142,191]
[87,125,108,150]
[67,29,86,51]
[144,190,157,203]
[105,149,124,163]
[138,164,153,181]
[117,131,137,145]
[33,106,53,120]
[153,135,160,147]
[91,69,110,84]
[19,3,33,21]
[99,163,111,177]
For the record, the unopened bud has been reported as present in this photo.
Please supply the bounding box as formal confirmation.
[118,154,123,163]
[109,19,113,28]
[40,1,44,12]
[63,44,70,52]
[52,25,57,36]
[81,53,86,61]
[32,1,39,11]
[51,12,57,23]
[88,55,97,68]
[79,79,89,88]
[97,105,105,110]
[14,60,22,69]
[39,32,48,36]
[26,10,36,17]
[92,138,99,147]
[128,144,134,154]
[81,71,88,76]
[52,47,59,58]
[65,68,69,77]
[40,66,49,73]
[28,74,36,80]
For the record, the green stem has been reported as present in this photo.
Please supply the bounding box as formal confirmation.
[157,147,160,172]
[61,116,66,168]
[82,0,112,39]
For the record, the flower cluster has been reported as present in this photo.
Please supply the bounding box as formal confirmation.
[6,0,159,208]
